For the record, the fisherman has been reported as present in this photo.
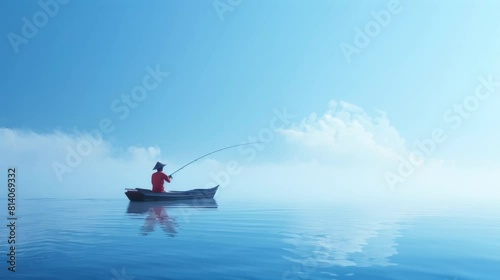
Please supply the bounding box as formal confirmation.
[152,162,172,192]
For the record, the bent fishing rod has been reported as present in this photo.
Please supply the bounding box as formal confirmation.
[169,142,261,176]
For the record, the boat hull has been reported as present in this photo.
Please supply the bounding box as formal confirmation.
[125,186,219,202]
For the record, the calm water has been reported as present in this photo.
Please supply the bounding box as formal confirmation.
[1,198,499,280]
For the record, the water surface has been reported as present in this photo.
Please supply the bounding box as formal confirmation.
[1,199,499,279]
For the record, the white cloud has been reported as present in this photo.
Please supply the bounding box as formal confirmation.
[270,100,500,204]
[279,100,407,164]
[1,99,499,204]
[0,128,178,198]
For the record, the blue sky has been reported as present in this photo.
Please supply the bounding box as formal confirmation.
[1,0,500,200]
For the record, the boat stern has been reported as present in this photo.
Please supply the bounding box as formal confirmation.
[125,189,145,201]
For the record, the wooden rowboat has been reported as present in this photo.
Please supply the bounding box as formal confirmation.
[125,185,219,202]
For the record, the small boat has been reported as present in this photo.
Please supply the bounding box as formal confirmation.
[125,185,219,202]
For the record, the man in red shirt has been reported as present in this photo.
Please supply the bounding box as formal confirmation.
[151,162,172,192]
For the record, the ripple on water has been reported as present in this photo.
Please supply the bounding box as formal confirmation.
[3,199,500,280]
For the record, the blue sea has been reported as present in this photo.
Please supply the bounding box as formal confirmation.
[1,198,499,280]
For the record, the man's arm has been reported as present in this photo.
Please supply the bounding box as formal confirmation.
[164,173,171,183]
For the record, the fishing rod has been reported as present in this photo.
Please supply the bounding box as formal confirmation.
[169,142,261,176]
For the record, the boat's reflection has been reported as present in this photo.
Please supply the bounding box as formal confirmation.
[126,198,218,237]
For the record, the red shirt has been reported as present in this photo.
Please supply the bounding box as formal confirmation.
[151,171,171,192]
